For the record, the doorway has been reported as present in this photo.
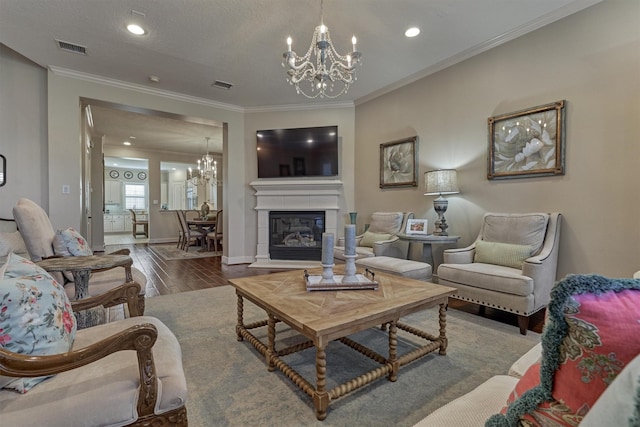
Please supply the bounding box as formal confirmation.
[82,98,224,248]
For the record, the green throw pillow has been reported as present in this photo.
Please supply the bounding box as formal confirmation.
[360,231,392,248]
[474,240,533,269]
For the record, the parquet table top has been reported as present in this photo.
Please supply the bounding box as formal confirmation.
[230,266,456,344]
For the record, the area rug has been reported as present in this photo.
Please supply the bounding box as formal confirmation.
[145,286,540,427]
[148,243,221,260]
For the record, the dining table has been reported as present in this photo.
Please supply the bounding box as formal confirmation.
[187,218,217,233]
[186,218,217,251]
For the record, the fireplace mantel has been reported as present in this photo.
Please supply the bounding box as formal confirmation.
[250,179,343,268]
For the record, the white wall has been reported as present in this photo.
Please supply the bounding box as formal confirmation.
[354,1,640,278]
[0,44,48,217]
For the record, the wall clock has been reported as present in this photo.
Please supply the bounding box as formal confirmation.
[123,171,134,179]
[138,171,147,180]
[109,170,119,179]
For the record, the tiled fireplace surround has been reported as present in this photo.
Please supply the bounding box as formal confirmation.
[250,180,343,269]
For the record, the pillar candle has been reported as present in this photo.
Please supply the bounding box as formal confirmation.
[344,224,356,256]
[321,232,334,265]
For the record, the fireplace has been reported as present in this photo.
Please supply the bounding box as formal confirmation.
[250,179,343,268]
[269,211,324,260]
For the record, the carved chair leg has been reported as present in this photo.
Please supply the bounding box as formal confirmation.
[517,315,529,335]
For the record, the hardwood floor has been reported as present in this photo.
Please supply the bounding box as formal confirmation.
[104,242,285,296]
[108,242,544,334]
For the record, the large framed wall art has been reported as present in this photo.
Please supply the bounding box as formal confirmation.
[379,136,418,188]
[487,100,566,180]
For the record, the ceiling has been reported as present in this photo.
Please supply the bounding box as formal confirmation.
[1,0,600,157]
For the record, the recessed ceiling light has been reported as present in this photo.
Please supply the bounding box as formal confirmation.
[148,75,160,83]
[127,24,146,35]
[405,27,420,38]
[123,141,131,146]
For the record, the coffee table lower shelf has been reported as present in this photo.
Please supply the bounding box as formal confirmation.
[234,293,449,421]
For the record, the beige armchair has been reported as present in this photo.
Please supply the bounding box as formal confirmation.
[0,281,188,426]
[438,212,562,335]
[12,198,148,314]
[334,212,414,260]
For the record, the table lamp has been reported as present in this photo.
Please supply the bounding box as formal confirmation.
[424,169,459,236]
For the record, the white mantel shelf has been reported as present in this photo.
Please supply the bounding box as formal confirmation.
[250,179,343,269]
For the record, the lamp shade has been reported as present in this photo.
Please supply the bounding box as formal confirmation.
[424,169,459,195]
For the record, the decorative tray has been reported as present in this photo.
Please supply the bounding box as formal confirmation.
[304,269,378,291]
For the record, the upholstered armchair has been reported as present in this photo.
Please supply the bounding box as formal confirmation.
[12,198,148,314]
[334,212,414,260]
[438,212,562,335]
[0,259,187,426]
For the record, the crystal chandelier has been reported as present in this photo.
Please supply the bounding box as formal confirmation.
[282,0,362,99]
[187,137,219,186]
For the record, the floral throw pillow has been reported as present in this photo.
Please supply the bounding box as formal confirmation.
[486,275,640,427]
[55,227,92,256]
[0,253,77,393]
[52,227,93,282]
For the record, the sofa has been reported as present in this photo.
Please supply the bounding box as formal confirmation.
[415,274,640,426]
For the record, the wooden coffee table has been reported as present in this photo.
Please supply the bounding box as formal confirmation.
[228,267,457,420]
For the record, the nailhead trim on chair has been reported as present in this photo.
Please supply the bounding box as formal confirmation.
[449,294,545,317]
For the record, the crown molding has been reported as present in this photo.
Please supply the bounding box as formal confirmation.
[244,101,354,114]
[356,0,602,106]
[48,66,245,113]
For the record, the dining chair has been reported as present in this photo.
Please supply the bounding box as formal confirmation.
[206,209,223,252]
[174,211,184,249]
[177,210,203,251]
[129,209,148,238]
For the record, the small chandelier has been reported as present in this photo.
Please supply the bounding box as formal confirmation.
[187,137,219,186]
[282,0,362,99]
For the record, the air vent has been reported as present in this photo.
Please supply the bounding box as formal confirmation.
[56,40,88,55]
[212,80,233,90]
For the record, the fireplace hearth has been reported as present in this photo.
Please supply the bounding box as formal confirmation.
[269,211,324,261]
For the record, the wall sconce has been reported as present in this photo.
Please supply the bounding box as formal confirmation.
[424,169,459,236]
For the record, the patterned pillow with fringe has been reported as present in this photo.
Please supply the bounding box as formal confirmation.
[486,275,640,427]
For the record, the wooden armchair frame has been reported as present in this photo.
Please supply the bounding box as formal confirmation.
[0,281,187,426]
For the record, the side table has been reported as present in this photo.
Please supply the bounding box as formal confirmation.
[397,234,460,280]
[37,254,133,328]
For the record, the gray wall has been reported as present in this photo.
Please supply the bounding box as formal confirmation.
[354,1,640,278]
[0,44,48,215]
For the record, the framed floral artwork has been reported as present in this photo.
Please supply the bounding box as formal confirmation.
[488,100,566,180]
[379,136,418,188]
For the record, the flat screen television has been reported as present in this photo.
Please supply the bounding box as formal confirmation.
[256,125,338,178]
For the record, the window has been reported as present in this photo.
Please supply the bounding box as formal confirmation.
[124,184,146,209]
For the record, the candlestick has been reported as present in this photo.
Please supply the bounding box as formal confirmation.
[344,224,356,256]
[321,232,334,265]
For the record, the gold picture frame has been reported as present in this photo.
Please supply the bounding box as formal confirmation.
[379,136,418,188]
[488,100,566,180]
